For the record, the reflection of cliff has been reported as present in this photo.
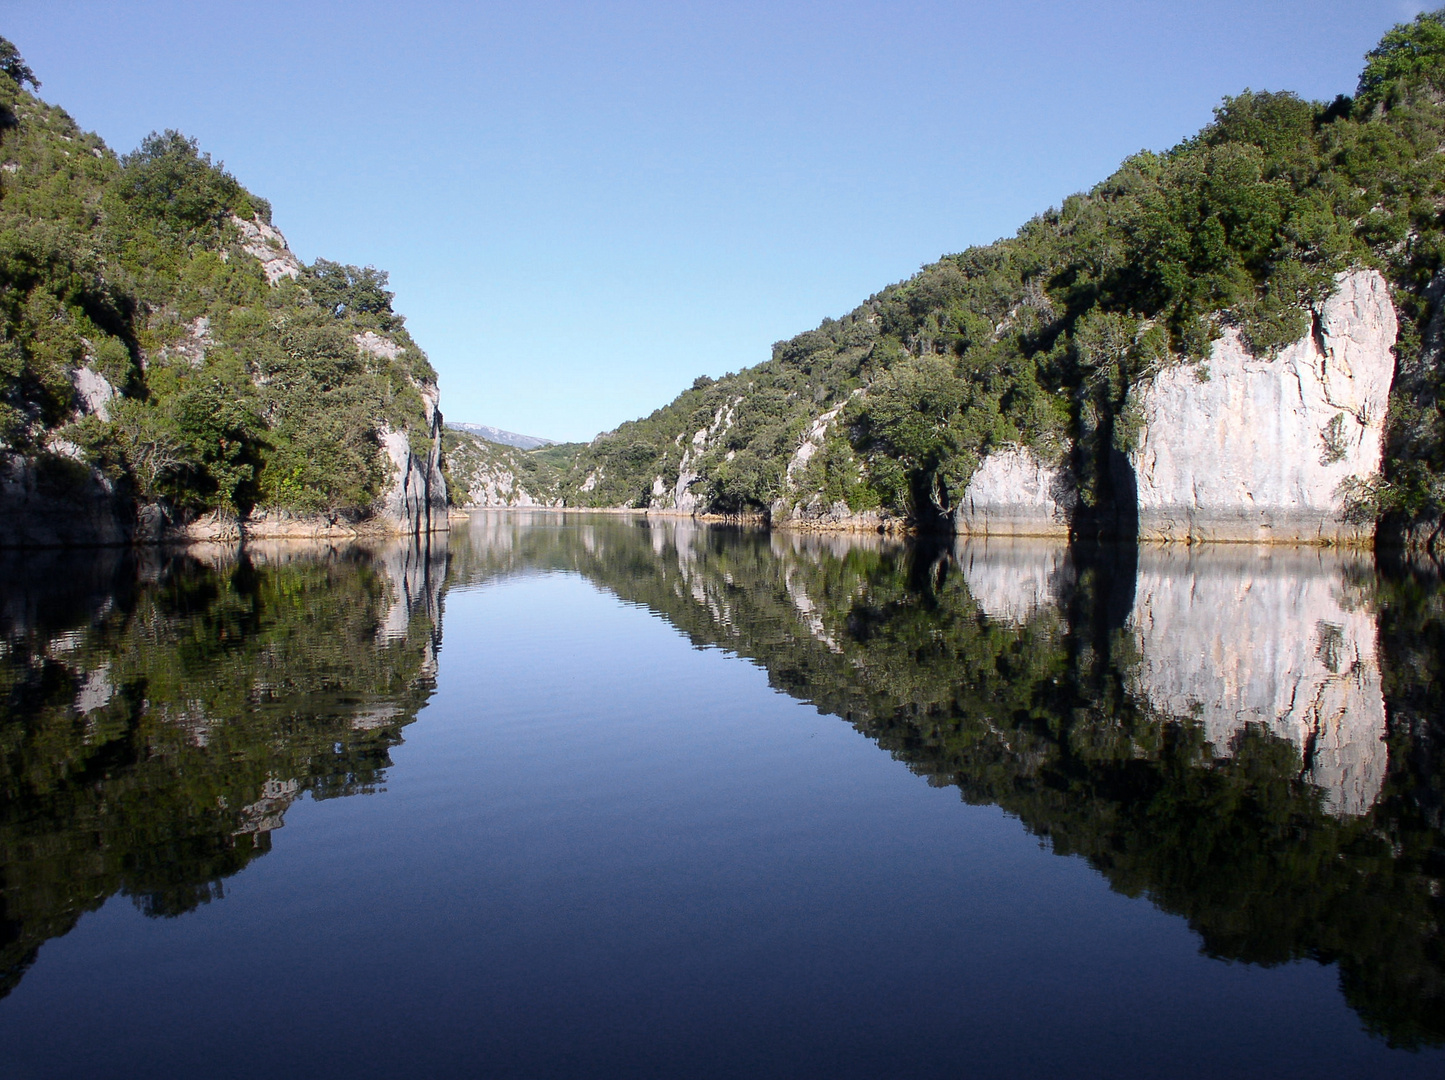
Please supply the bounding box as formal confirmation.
[0,538,444,999]
[956,538,1070,627]
[1127,548,1387,817]
[448,513,1445,1047]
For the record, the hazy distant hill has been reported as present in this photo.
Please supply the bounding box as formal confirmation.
[445,423,555,450]
[441,429,581,506]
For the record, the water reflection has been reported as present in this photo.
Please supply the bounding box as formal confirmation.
[2,513,1444,1050]
[449,513,1444,1046]
[0,539,445,997]
[1128,548,1387,818]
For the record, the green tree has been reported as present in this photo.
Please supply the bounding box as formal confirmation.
[0,35,38,90]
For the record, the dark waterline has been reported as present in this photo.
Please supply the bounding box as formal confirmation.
[0,513,1442,1078]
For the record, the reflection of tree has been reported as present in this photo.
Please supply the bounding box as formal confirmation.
[0,540,443,999]
[447,513,1445,1047]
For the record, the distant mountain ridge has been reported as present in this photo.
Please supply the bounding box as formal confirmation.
[445,423,555,450]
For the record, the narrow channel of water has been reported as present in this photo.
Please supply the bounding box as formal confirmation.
[0,512,1441,1078]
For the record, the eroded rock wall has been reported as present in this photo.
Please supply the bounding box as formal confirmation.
[1128,269,1396,544]
[955,446,1074,539]
[377,381,449,536]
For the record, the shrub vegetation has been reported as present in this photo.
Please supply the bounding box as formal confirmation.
[0,43,435,522]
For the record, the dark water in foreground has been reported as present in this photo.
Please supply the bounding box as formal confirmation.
[1,513,1443,1078]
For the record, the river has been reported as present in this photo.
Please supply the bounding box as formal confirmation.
[0,511,1441,1078]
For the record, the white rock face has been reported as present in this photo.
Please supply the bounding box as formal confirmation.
[377,380,449,535]
[650,399,740,513]
[230,214,301,284]
[462,468,552,507]
[955,446,1074,538]
[355,331,403,361]
[70,365,115,421]
[446,431,561,507]
[379,423,448,535]
[369,334,447,531]
[786,402,846,484]
[155,316,213,369]
[1129,269,1396,543]
[1127,546,1387,817]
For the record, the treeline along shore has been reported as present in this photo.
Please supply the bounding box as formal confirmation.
[450,12,1445,552]
[13,14,1445,549]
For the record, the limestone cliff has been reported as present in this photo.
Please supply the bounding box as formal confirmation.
[362,333,449,537]
[955,447,1074,539]
[443,430,567,508]
[945,270,1396,545]
[1128,269,1396,544]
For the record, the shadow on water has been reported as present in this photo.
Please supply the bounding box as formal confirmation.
[3,512,1445,1050]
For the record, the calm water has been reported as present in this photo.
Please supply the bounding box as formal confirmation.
[1,513,1443,1078]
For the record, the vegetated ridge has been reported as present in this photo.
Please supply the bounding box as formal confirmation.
[0,37,446,545]
[442,428,582,507]
[552,12,1445,549]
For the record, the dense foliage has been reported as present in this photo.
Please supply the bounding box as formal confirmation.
[0,41,436,523]
[564,12,1445,537]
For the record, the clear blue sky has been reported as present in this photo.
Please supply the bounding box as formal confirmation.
[0,1,1426,441]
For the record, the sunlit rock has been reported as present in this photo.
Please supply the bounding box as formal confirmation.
[955,446,1075,538]
[1129,269,1396,543]
[230,214,301,284]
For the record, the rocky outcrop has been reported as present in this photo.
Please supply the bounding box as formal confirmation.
[768,395,905,532]
[770,498,900,532]
[354,331,449,535]
[378,380,449,536]
[456,465,559,507]
[70,365,116,421]
[955,446,1074,538]
[1128,269,1396,544]
[1126,545,1387,817]
[648,399,741,514]
[230,214,301,284]
[446,431,563,508]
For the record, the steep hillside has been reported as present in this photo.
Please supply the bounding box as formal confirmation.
[562,13,1445,547]
[442,429,579,507]
[0,39,446,545]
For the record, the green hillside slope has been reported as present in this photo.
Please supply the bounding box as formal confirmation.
[442,429,581,506]
[0,38,442,542]
[562,12,1445,545]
